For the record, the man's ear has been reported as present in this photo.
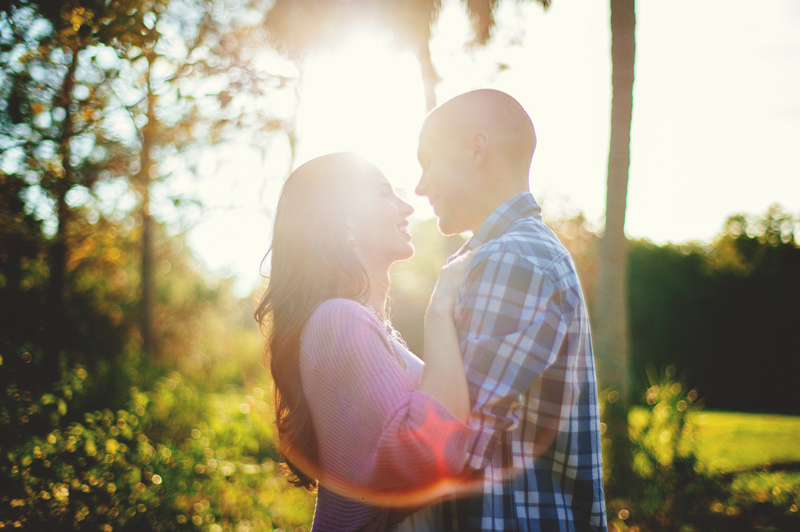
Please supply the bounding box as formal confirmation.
[470,131,489,166]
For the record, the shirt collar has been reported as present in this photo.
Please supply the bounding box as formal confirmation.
[453,192,542,258]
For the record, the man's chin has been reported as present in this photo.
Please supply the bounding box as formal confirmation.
[436,217,466,237]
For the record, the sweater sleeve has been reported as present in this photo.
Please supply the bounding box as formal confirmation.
[299,298,472,498]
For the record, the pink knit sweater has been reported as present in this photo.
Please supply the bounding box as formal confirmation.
[299,298,472,531]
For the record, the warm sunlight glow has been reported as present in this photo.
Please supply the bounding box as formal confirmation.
[180,0,800,296]
[294,31,428,200]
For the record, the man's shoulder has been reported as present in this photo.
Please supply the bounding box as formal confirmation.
[478,215,570,272]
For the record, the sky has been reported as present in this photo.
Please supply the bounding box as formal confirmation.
[180,0,800,296]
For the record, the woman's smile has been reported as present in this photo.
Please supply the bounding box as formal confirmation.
[398,219,411,239]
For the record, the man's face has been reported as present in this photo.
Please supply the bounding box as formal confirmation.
[415,121,478,235]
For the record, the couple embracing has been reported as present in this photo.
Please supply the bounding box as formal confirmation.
[256,89,608,532]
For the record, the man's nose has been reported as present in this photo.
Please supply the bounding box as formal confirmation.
[415,176,428,196]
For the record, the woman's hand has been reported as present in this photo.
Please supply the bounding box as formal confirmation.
[419,251,475,422]
[427,251,474,318]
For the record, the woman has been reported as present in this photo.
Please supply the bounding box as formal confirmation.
[255,152,474,531]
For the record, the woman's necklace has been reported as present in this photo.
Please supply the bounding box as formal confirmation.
[365,305,409,350]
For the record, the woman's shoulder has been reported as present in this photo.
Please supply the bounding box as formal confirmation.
[304,298,378,337]
[310,298,370,322]
[300,299,389,369]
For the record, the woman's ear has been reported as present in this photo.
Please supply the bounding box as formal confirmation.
[345,222,358,246]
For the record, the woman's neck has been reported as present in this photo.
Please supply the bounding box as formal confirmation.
[364,266,390,318]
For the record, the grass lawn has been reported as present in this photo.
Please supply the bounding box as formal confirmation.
[619,407,800,531]
[693,410,800,473]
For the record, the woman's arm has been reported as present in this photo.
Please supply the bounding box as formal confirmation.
[418,253,473,423]
[300,299,472,497]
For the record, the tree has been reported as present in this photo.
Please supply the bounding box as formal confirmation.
[0,0,140,379]
[594,0,636,488]
[263,0,550,111]
[113,0,294,356]
[1,0,294,362]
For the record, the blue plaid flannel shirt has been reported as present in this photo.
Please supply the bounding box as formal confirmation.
[445,192,607,532]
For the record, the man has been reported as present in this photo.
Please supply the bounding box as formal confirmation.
[416,89,608,531]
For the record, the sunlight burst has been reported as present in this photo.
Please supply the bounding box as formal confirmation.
[295,31,428,198]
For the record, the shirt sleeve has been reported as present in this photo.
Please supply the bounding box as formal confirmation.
[299,299,472,499]
[457,249,572,470]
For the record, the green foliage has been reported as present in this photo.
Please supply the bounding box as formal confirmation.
[626,205,800,415]
[0,195,310,529]
[602,367,800,532]
[727,471,800,530]
[0,360,313,531]
[629,367,700,478]
[604,366,718,531]
[627,241,710,380]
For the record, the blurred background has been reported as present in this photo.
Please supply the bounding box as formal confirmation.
[1,0,798,530]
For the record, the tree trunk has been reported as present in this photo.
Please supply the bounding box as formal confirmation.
[416,40,439,112]
[139,53,159,358]
[596,0,635,489]
[44,43,80,382]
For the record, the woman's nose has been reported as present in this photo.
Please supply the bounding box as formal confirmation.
[399,198,414,216]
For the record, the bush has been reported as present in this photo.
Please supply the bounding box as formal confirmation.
[0,358,314,531]
[604,366,720,531]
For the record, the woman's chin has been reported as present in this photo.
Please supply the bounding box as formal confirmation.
[395,243,415,262]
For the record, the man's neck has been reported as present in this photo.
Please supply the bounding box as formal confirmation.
[470,186,529,233]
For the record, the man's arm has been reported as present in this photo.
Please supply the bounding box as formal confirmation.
[456,248,573,470]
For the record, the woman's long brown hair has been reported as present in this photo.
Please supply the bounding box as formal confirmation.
[255,153,371,490]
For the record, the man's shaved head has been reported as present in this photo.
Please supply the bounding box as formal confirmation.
[416,89,537,235]
[423,89,536,179]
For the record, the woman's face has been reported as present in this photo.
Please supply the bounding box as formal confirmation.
[348,167,415,269]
